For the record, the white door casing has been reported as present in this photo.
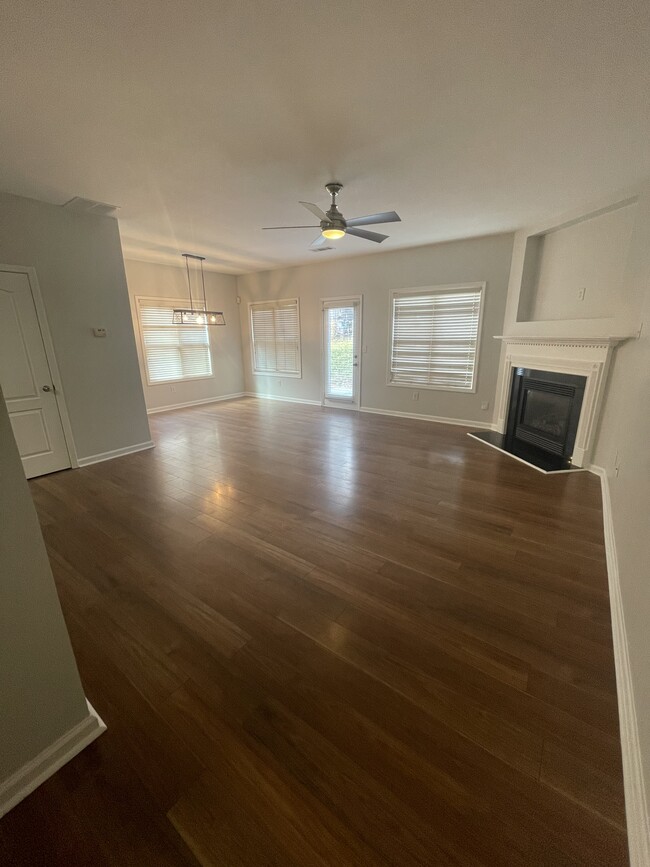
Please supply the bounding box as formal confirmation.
[321,297,362,410]
[0,267,73,478]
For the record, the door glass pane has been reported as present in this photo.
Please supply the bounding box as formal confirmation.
[326,306,354,399]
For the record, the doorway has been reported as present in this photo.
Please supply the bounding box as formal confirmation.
[321,297,361,409]
[0,266,74,478]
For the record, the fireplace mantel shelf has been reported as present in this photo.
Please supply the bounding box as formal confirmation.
[494,335,631,348]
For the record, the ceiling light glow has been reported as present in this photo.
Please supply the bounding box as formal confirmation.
[322,227,345,240]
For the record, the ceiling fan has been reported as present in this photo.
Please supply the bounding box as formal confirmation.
[262,182,401,251]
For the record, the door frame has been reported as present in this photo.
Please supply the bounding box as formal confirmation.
[0,264,79,469]
[320,294,363,410]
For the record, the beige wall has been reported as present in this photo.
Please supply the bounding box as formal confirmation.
[0,192,150,460]
[0,388,89,780]
[124,259,244,412]
[237,233,514,424]
[592,184,650,815]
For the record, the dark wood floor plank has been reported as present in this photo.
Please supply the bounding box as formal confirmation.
[0,397,627,865]
[166,685,392,867]
[541,739,627,830]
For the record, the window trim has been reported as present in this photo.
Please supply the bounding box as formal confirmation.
[135,295,215,387]
[249,297,302,378]
[386,282,486,394]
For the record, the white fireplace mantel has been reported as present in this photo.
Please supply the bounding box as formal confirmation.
[493,335,630,467]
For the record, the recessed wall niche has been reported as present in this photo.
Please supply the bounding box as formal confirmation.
[516,199,638,323]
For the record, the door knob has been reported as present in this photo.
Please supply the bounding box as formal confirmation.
[42,385,52,392]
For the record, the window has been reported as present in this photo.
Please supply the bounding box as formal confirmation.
[389,284,484,392]
[249,298,302,377]
[137,298,213,385]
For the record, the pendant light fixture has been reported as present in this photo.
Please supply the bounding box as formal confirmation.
[173,253,226,326]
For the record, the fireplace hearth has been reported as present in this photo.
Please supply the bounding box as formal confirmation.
[470,367,587,473]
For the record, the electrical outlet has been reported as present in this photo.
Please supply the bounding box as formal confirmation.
[170,385,176,393]
[412,391,419,401]
[363,345,368,354]
[481,401,489,410]
[577,287,586,301]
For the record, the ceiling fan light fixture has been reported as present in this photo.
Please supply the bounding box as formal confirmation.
[263,183,400,249]
[322,227,345,240]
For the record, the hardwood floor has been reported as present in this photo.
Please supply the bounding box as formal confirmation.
[0,397,627,865]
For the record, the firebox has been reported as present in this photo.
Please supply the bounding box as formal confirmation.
[506,368,586,462]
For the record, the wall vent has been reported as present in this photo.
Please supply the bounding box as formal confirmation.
[62,197,120,218]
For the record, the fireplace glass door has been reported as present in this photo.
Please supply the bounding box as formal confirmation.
[507,369,586,463]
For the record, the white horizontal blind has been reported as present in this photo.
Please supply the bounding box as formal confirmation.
[390,286,483,391]
[137,298,212,384]
[250,299,301,375]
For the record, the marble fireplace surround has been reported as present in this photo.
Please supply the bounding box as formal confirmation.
[493,336,628,468]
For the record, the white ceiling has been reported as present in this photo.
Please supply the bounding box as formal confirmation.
[3,0,649,274]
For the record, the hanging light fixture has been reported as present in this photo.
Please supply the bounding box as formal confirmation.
[173,253,226,326]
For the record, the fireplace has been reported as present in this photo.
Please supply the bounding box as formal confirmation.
[506,368,586,461]
[469,361,591,472]
[470,368,586,471]
[464,327,628,472]
[468,336,624,472]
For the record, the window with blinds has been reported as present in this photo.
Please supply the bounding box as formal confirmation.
[249,299,302,376]
[389,284,484,392]
[137,298,213,385]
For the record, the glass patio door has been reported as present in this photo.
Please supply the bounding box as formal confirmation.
[322,298,361,408]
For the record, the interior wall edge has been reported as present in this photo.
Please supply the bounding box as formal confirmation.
[357,405,495,430]
[243,392,322,406]
[0,700,105,819]
[243,392,497,429]
[76,439,155,467]
[146,392,246,415]
[591,465,650,867]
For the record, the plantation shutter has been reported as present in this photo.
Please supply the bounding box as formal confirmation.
[390,286,483,391]
[250,299,301,375]
[137,299,212,384]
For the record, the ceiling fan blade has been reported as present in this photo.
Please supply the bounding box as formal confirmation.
[300,201,328,221]
[262,225,320,229]
[310,234,330,248]
[345,210,401,228]
[345,227,389,243]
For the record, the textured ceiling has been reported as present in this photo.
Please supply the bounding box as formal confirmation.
[3,0,649,273]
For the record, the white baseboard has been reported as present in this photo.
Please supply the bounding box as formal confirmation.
[0,700,106,818]
[147,392,246,415]
[359,405,495,430]
[244,392,322,406]
[246,393,494,428]
[591,465,650,867]
[77,440,155,467]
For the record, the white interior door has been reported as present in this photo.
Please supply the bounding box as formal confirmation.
[322,298,361,409]
[0,270,71,478]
